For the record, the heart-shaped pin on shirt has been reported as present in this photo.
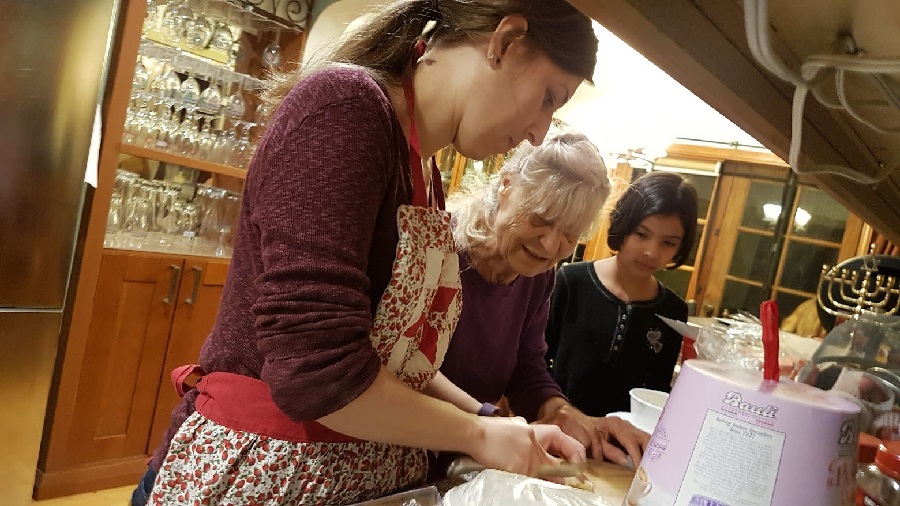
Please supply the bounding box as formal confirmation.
[647,329,663,353]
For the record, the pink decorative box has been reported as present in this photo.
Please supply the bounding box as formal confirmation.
[624,360,860,506]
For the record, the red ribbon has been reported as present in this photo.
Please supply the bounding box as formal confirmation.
[760,300,780,381]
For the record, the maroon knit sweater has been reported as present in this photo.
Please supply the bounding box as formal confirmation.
[151,65,413,468]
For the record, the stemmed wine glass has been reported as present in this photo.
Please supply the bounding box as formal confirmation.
[185,0,212,49]
[176,55,201,104]
[162,0,194,44]
[209,9,234,57]
[198,68,223,115]
[262,29,282,70]
[228,122,255,168]
[224,76,246,120]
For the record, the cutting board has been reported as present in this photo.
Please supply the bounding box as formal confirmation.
[582,461,635,505]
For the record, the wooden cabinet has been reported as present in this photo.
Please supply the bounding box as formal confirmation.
[147,257,228,454]
[34,250,228,498]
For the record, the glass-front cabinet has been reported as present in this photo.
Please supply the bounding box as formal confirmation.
[436,146,506,196]
[694,162,864,322]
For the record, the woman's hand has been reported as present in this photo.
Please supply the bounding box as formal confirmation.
[542,403,649,467]
[466,416,585,480]
[531,422,587,463]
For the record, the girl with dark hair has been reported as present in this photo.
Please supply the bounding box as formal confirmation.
[134,1,600,504]
[546,171,699,418]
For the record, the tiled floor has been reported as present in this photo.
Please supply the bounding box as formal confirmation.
[30,486,132,506]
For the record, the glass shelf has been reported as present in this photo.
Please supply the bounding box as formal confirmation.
[140,38,266,89]
[121,144,248,180]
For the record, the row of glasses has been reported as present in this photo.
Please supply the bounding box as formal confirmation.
[123,90,256,168]
[106,171,201,248]
[126,41,265,168]
[106,171,240,257]
[145,0,240,66]
[136,40,264,115]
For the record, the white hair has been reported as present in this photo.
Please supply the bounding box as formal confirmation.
[448,130,611,254]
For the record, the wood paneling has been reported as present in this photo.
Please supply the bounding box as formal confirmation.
[697,176,749,316]
[582,162,634,262]
[34,456,149,500]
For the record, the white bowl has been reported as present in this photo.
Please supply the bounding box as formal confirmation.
[629,388,669,432]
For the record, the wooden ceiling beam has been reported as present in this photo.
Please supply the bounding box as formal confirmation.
[569,0,900,243]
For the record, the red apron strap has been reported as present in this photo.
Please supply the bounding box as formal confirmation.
[429,156,445,211]
[403,81,429,208]
[194,371,361,444]
[171,364,206,398]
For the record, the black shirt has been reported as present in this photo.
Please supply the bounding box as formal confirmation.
[546,261,688,417]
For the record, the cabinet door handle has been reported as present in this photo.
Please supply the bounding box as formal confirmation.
[185,266,203,305]
[163,264,181,305]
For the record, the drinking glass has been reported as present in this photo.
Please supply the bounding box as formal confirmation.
[178,58,201,104]
[133,60,149,92]
[177,202,200,246]
[123,191,153,239]
[162,0,194,44]
[262,29,282,70]
[209,10,234,55]
[228,121,255,168]
[214,192,240,256]
[195,116,216,160]
[198,69,222,115]
[185,1,212,49]
[224,76,246,120]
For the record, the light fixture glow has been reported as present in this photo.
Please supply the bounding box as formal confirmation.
[763,203,782,224]
[794,207,812,228]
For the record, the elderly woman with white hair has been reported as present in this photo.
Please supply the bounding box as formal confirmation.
[425,131,650,474]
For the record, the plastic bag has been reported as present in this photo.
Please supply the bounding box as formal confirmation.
[694,319,806,377]
[442,469,611,506]
[348,486,441,506]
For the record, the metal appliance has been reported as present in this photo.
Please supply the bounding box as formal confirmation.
[0,0,120,503]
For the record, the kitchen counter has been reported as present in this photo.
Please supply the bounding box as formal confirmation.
[435,463,635,504]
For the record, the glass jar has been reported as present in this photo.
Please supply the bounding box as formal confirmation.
[856,440,900,505]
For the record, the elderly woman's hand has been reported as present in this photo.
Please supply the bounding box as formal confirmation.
[542,403,649,467]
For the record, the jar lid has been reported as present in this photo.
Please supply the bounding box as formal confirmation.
[875,441,900,480]
[859,432,881,464]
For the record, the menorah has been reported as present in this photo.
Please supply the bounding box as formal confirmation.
[818,249,900,319]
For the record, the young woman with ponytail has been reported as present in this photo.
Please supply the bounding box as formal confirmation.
[135,1,599,503]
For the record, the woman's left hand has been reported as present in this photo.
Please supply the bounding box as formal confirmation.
[541,403,649,467]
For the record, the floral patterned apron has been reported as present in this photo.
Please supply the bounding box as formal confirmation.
[148,79,462,506]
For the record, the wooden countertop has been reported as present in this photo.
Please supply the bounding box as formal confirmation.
[583,461,635,504]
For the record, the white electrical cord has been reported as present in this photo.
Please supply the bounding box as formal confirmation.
[744,0,900,185]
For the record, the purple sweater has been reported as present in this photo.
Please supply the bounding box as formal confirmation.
[439,255,566,421]
[151,66,413,468]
